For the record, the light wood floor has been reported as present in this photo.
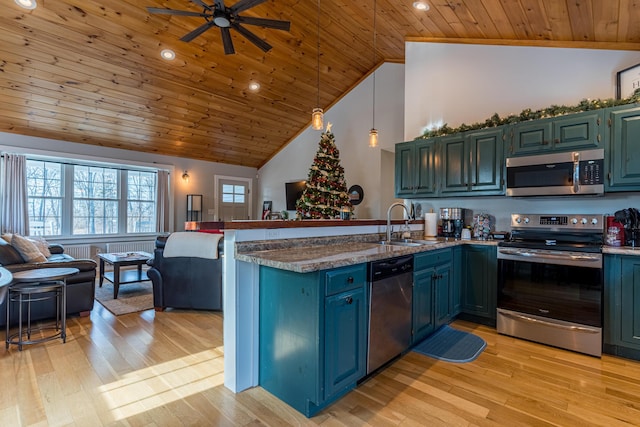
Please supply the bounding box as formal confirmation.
[2,305,640,427]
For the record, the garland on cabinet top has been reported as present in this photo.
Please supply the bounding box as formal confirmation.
[296,123,352,219]
[418,88,640,139]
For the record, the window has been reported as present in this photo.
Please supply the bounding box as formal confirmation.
[26,160,158,237]
[222,184,245,203]
[26,160,63,236]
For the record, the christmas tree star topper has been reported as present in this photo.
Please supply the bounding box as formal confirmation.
[326,122,332,132]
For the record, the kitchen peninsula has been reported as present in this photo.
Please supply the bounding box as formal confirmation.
[208,218,497,416]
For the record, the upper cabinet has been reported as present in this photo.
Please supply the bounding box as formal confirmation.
[440,128,505,196]
[509,110,603,156]
[395,139,437,198]
[396,103,640,198]
[606,105,640,191]
[395,127,505,199]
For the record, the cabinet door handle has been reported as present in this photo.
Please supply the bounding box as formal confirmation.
[347,276,354,284]
[345,296,353,305]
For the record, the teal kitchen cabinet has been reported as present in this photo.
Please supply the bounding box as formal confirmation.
[605,105,640,191]
[604,254,640,360]
[509,109,603,156]
[459,245,497,326]
[395,139,437,198]
[413,248,455,344]
[259,263,367,417]
[440,127,505,196]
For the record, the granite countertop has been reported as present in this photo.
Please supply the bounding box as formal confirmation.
[603,246,640,255]
[236,238,498,273]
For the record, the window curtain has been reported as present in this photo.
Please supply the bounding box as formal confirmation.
[1,153,29,235]
[156,170,170,233]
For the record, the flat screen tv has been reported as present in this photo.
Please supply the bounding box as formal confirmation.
[285,180,306,210]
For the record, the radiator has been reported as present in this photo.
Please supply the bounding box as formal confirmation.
[65,244,99,260]
[105,241,155,254]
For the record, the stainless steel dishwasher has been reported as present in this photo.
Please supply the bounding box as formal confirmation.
[367,255,413,374]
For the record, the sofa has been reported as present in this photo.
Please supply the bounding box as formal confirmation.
[0,237,97,327]
[147,232,223,311]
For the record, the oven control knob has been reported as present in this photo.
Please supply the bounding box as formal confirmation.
[523,217,530,224]
[591,217,599,225]
[581,217,588,225]
[571,217,578,224]
[515,216,522,224]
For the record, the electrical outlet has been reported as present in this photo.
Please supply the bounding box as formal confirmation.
[266,229,280,239]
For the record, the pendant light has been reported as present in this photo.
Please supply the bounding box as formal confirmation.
[368,0,378,147]
[311,0,324,130]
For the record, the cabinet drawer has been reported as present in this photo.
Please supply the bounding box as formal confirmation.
[414,249,452,270]
[325,265,366,296]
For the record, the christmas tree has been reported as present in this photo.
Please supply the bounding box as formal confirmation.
[296,123,352,219]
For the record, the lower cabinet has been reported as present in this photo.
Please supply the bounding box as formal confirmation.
[460,245,497,325]
[604,254,640,359]
[259,263,367,417]
[412,248,456,344]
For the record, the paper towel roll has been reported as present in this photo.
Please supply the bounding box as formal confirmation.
[424,213,437,238]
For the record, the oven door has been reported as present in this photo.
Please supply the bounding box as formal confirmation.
[497,247,603,327]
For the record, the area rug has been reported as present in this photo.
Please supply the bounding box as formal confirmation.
[94,281,154,316]
[412,325,486,363]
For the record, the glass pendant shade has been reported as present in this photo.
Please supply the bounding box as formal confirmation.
[369,128,378,148]
[312,107,324,130]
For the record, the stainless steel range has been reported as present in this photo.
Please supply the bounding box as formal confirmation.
[497,213,604,357]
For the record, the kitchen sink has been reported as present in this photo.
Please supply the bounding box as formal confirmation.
[377,239,441,247]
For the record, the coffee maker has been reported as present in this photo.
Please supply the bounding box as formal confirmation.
[440,208,466,238]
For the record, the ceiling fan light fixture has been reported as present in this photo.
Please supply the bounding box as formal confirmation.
[160,49,176,60]
[312,108,324,130]
[15,0,37,9]
[413,1,429,11]
[213,15,231,28]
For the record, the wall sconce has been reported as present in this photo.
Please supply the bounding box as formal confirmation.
[186,194,203,221]
[182,170,190,183]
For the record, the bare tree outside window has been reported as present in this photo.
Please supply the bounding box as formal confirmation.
[25,160,159,237]
[26,160,62,236]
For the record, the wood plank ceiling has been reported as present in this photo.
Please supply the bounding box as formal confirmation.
[2,0,640,168]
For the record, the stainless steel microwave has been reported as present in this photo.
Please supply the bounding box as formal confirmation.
[506,149,604,196]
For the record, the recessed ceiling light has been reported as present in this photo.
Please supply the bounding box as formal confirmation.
[248,82,261,91]
[413,1,429,11]
[15,0,37,10]
[160,49,176,60]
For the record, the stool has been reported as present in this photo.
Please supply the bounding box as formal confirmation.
[5,280,66,351]
[5,267,78,351]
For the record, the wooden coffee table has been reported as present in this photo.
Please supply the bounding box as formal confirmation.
[97,251,152,299]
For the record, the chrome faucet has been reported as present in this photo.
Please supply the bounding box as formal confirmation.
[386,202,410,243]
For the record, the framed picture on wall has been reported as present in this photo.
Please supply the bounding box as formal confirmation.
[262,201,272,220]
[616,63,640,99]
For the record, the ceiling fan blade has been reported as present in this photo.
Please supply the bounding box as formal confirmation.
[233,23,272,52]
[180,21,216,42]
[189,0,213,10]
[220,27,236,54]
[147,7,208,17]
[213,0,226,11]
[229,0,266,14]
[235,16,291,31]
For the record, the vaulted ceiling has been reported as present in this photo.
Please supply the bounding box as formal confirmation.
[2,0,640,168]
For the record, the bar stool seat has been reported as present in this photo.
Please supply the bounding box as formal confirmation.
[5,267,78,351]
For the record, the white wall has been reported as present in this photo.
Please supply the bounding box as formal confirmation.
[0,131,257,234]
[404,43,640,230]
[258,63,405,219]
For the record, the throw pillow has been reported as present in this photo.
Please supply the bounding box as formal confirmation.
[11,234,47,263]
[1,233,13,243]
[28,236,52,258]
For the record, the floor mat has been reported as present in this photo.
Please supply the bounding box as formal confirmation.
[412,325,486,363]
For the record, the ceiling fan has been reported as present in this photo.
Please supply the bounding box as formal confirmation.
[147,0,291,55]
